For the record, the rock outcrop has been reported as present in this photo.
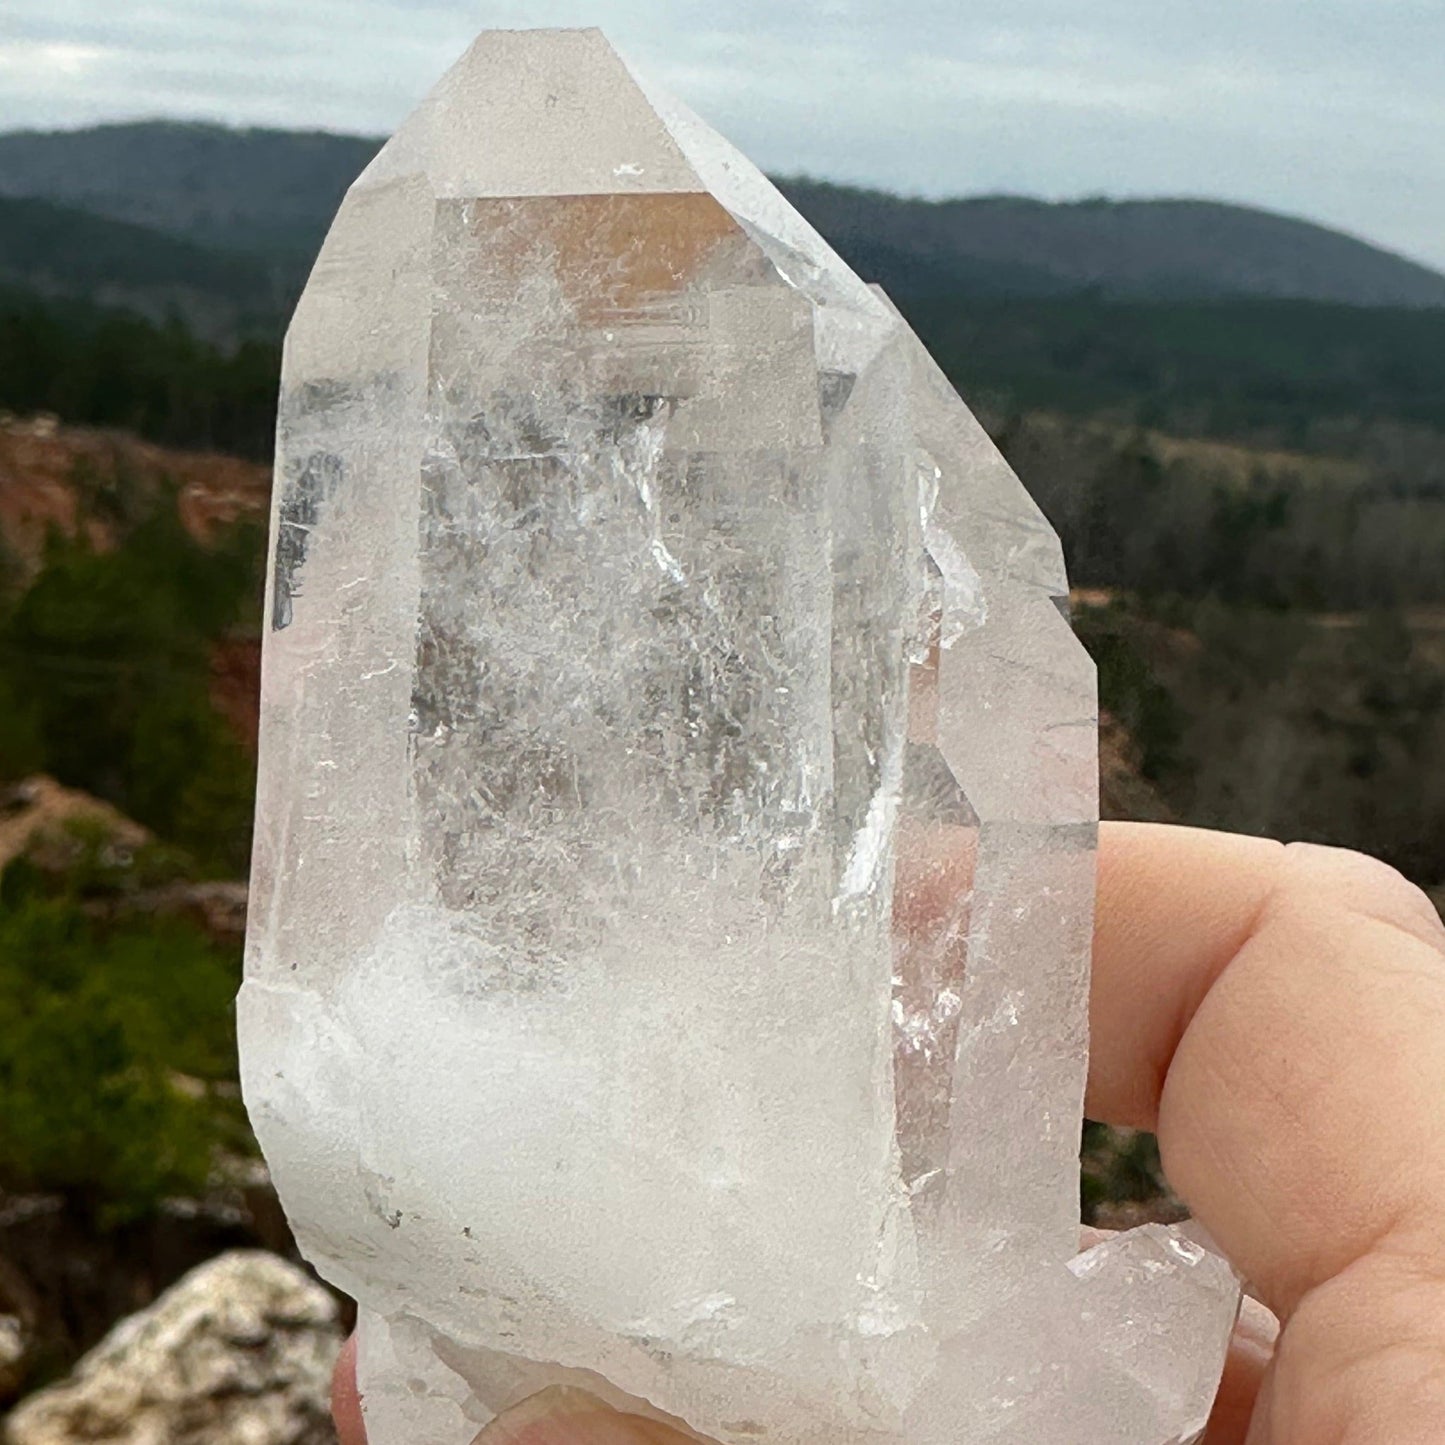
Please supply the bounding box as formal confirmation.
[0,1255,38,1404]
[0,777,151,874]
[0,413,269,578]
[3,1251,342,1445]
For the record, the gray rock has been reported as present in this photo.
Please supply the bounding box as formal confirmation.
[3,1251,342,1445]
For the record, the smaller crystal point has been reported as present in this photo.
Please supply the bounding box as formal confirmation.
[240,27,1240,1445]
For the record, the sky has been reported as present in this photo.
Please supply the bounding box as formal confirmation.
[3,0,1444,270]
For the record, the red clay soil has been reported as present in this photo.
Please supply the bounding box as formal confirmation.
[1098,708,1174,823]
[1,415,1175,815]
[210,637,263,756]
[1,413,271,755]
[0,413,270,570]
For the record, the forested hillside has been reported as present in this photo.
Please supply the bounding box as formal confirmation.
[913,295,1445,444]
[8,285,1445,469]
[778,181,1445,306]
[0,122,379,260]
[0,292,279,457]
[0,197,291,340]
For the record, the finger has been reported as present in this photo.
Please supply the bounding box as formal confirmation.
[1203,1296,1278,1445]
[1258,1249,1445,1443]
[332,1334,365,1445]
[329,1355,699,1445]
[1091,822,1445,1444]
[1090,823,1445,1319]
[1088,822,1283,1133]
[473,1388,697,1445]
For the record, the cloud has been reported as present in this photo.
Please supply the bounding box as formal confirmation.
[0,39,105,77]
[2,0,1443,268]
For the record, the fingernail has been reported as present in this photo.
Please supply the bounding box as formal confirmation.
[473,1387,698,1445]
[1234,1293,1281,1355]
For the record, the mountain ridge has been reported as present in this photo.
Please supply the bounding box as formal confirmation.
[0,121,379,260]
[3,120,1444,310]
[0,195,292,339]
[777,179,1445,307]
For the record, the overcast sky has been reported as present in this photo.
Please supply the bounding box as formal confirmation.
[3,0,1443,270]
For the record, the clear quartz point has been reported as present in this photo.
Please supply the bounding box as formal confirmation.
[240,27,1241,1445]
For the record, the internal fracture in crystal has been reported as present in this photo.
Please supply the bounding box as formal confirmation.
[240,28,1240,1445]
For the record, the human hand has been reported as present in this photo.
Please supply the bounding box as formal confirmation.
[333,822,1445,1445]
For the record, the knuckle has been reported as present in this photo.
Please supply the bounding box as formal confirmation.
[1280,841,1445,948]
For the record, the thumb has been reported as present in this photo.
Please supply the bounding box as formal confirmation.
[473,1388,698,1445]
[331,1338,697,1445]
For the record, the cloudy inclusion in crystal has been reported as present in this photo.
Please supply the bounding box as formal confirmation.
[240,27,1240,1445]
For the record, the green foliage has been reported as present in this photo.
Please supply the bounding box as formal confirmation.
[0,845,244,1226]
[0,196,287,342]
[0,670,45,778]
[0,292,279,459]
[1075,602,1182,780]
[911,295,1445,446]
[0,492,263,875]
[1080,596,1445,888]
[1080,1122,1172,1220]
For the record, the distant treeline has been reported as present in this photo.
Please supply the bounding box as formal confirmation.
[1001,415,1445,610]
[6,287,1445,611]
[0,292,278,458]
[905,293,1445,447]
[0,195,292,341]
[10,286,1445,470]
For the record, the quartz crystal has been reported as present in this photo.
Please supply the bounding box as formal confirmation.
[240,28,1241,1445]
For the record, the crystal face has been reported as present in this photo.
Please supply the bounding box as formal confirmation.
[240,28,1240,1445]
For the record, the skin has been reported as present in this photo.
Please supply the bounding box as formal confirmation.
[334,822,1445,1445]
